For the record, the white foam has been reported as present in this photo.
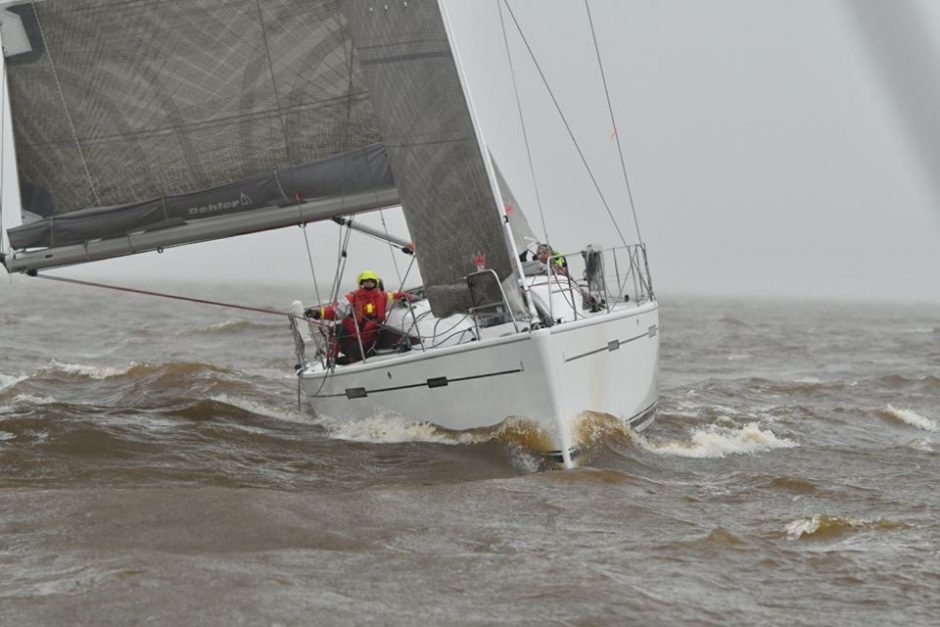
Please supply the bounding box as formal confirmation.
[885,405,937,432]
[0,373,26,391]
[709,403,741,418]
[637,422,798,459]
[0,430,15,441]
[12,394,57,406]
[793,377,822,385]
[905,438,934,453]
[508,447,542,473]
[314,412,488,445]
[784,515,880,541]
[211,395,500,445]
[785,516,822,540]
[44,360,135,380]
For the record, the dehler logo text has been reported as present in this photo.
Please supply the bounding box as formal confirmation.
[187,193,252,216]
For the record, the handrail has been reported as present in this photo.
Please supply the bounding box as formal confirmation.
[533,243,654,320]
[466,268,522,337]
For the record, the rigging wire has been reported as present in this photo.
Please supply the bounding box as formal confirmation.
[300,222,323,305]
[501,0,629,249]
[394,252,416,295]
[329,219,353,304]
[379,209,403,286]
[31,273,294,317]
[584,0,644,245]
[496,0,549,245]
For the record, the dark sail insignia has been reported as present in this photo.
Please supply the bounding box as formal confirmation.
[5,0,382,217]
[343,0,515,317]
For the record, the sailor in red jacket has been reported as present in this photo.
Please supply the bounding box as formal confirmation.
[306,270,407,364]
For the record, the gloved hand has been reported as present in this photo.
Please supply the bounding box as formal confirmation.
[304,307,322,320]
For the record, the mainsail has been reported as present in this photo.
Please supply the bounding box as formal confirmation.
[0,0,396,270]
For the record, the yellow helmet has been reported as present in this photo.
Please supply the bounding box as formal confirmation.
[357,270,380,285]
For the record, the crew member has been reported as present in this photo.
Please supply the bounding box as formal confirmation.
[305,270,408,364]
[535,243,602,311]
[536,243,569,276]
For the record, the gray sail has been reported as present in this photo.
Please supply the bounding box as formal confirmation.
[491,154,537,257]
[342,0,514,317]
[1,0,395,270]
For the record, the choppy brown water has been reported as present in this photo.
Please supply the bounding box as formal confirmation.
[1,278,939,625]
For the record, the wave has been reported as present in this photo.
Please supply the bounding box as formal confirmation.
[313,412,553,451]
[573,411,633,447]
[747,377,851,396]
[878,374,940,390]
[904,438,934,453]
[40,361,136,380]
[11,394,58,406]
[784,515,907,541]
[0,373,26,392]
[702,527,748,548]
[883,405,937,432]
[314,412,489,445]
[208,394,309,424]
[767,476,817,493]
[636,422,798,459]
[39,360,233,383]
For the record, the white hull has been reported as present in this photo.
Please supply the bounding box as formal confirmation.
[299,300,659,463]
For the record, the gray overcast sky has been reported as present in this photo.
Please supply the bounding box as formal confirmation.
[5,0,940,303]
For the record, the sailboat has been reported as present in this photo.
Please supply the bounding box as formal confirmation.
[0,0,658,467]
